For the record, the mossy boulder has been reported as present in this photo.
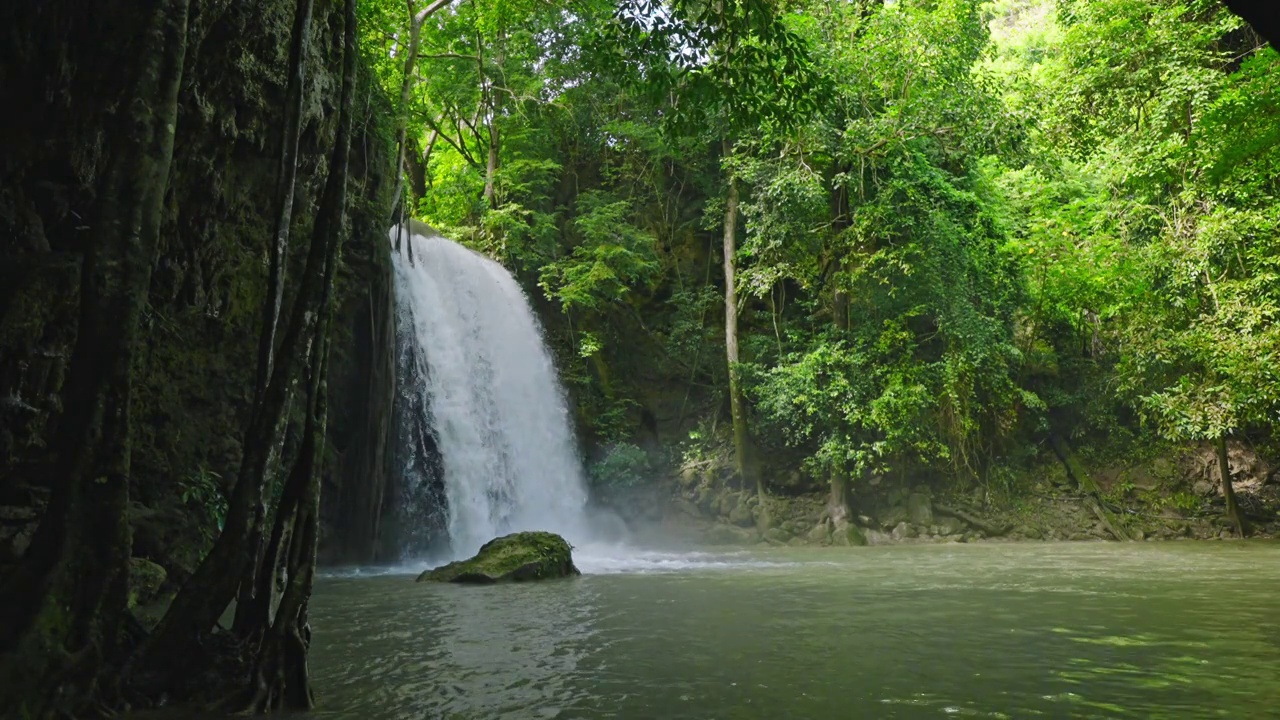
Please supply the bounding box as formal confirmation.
[128,557,168,608]
[807,521,832,544]
[417,531,580,584]
[728,503,755,527]
[833,520,868,547]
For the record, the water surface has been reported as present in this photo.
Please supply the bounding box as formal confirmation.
[310,542,1280,719]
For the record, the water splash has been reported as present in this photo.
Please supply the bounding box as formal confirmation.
[391,227,590,559]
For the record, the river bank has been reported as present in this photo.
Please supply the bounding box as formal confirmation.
[599,440,1280,548]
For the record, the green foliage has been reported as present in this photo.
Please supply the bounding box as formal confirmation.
[391,0,1280,501]
[589,443,653,489]
[602,0,825,138]
[1159,490,1205,514]
[178,467,228,547]
[996,0,1280,451]
[539,191,660,314]
[739,0,1026,480]
[679,419,718,466]
[733,150,826,296]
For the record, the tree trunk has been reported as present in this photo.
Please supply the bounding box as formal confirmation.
[422,126,440,186]
[237,0,316,635]
[828,473,850,525]
[1049,434,1131,541]
[722,175,752,493]
[388,2,424,225]
[406,134,428,201]
[394,203,406,253]
[481,26,505,211]
[0,0,190,713]
[833,287,849,331]
[387,0,451,224]
[143,0,357,674]
[241,328,330,712]
[240,0,356,695]
[254,0,315,408]
[484,119,499,209]
[1216,435,1247,537]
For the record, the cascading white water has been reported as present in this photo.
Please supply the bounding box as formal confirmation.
[391,226,590,559]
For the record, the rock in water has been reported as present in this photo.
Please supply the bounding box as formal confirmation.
[417,531,580,584]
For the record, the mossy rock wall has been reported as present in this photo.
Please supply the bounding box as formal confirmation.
[0,0,398,576]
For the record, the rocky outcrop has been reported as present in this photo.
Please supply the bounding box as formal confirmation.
[417,532,580,584]
[662,437,1280,548]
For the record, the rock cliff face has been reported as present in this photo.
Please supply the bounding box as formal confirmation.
[0,0,399,574]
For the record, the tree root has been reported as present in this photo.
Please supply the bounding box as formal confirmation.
[933,503,1011,537]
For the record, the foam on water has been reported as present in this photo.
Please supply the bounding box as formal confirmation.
[320,548,798,579]
[571,546,803,574]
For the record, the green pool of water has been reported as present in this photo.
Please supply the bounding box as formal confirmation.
[308,542,1280,718]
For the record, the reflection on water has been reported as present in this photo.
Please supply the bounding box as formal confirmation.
[310,579,603,719]
[309,542,1280,719]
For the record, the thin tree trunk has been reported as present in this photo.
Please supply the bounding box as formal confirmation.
[1216,435,1247,537]
[406,210,416,266]
[1050,434,1131,541]
[388,2,423,224]
[254,0,315,409]
[482,27,503,210]
[388,0,452,223]
[422,126,440,185]
[395,206,405,253]
[236,0,316,635]
[484,120,499,209]
[0,0,190,714]
[722,174,751,492]
[769,285,783,357]
[240,339,327,712]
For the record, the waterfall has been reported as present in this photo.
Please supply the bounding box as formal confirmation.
[391,226,590,560]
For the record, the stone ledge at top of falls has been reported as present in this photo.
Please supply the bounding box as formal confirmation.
[416,531,581,584]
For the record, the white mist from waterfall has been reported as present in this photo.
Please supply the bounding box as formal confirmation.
[391,227,591,560]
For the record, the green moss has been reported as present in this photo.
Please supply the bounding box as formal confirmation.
[842,523,868,547]
[417,531,580,584]
[127,557,168,608]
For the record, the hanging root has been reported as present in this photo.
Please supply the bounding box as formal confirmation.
[233,619,313,714]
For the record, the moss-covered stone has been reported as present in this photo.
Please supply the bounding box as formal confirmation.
[417,531,580,584]
[728,503,754,527]
[834,520,868,547]
[128,557,168,609]
[807,521,832,544]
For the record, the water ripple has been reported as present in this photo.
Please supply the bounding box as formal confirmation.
[308,542,1280,719]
